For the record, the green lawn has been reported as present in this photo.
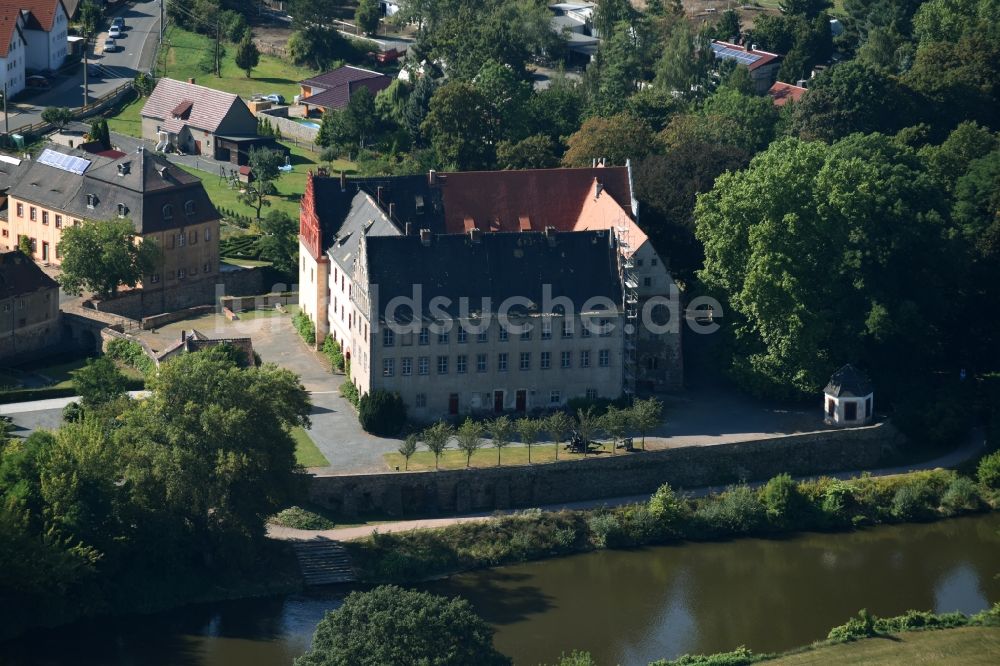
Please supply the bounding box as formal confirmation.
[384,441,628,471]
[292,426,330,467]
[177,141,354,220]
[770,626,1000,665]
[106,94,144,138]
[159,27,318,102]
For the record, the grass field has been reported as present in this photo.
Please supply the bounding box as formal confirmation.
[384,441,629,470]
[177,141,354,220]
[22,357,144,389]
[159,27,318,102]
[106,94,144,138]
[770,626,1000,665]
[292,426,330,467]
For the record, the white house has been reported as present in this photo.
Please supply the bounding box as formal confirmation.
[823,364,874,426]
[19,0,69,73]
[0,11,27,97]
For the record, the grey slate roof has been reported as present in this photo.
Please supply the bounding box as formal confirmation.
[0,250,57,299]
[9,145,218,234]
[312,175,444,251]
[326,190,402,272]
[365,230,622,321]
[824,364,873,398]
[300,66,391,110]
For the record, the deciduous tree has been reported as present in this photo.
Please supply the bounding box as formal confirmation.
[57,220,159,299]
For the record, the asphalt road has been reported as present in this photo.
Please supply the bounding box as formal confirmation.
[6,0,163,131]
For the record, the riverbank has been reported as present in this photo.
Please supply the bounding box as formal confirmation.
[654,604,1000,665]
[341,463,999,584]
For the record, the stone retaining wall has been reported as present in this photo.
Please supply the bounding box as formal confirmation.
[309,422,903,518]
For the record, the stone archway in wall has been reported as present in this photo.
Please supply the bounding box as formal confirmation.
[78,329,98,354]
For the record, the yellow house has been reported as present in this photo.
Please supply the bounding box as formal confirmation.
[2,145,219,291]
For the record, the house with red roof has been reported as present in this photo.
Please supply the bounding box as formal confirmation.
[710,40,782,94]
[298,165,684,414]
[298,65,392,115]
[0,0,69,75]
[0,6,28,96]
[768,81,807,107]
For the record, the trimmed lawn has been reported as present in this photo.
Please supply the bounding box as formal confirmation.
[771,626,1000,665]
[293,426,330,467]
[106,94,144,138]
[384,441,627,471]
[178,142,355,220]
[159,27,317,102]
[19,357,145,390]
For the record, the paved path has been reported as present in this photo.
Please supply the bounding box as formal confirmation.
[267,429,989,542]
[7,0,162,129]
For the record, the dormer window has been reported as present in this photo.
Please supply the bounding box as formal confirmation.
[117,203,128,218]
[86,193,97,208]
[162,204,173,220]
[184,200,195,216]
[117,162,131,176]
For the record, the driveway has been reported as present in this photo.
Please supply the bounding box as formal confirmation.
[134,311,398,473]
[6,0,162,130]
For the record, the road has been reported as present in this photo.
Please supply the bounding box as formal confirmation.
[268,428,990,542]
[6,0,163,131]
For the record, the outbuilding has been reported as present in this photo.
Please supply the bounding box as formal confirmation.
[823,364,874,426]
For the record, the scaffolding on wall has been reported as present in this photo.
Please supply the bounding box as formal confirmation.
[615,222,638,398]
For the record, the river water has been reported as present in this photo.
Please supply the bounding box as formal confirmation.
[3,514,998,665]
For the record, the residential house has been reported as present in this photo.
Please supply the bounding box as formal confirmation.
[300,166,683,417]
[298,66,392,115]
[18,0,67,72]
[0,6,27,96]
[3,144,219,296]
[710,40,782,94]
[0,248,59,359]
[549,2,598,62]
[768,81,807,107]
[141,77,282,165]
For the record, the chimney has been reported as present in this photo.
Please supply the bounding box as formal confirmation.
[796,79,808,88]
[340,170,346,191]
[404,221,413,236]
[388,202,395,220]
[544,226,557,246]
[746,41,753,53]
[419,228,431,246]
[469,227,482,243]
[427,169,437,185]
[188,77,196,85]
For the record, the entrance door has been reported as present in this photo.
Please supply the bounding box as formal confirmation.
[194,140,202,154]
[493,390,504,413]
[515,389,527,412]
[41,241,49,262]
[448,393,459,415]
[844,401,858,421]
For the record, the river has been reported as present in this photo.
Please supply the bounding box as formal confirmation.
[2,514,998,665]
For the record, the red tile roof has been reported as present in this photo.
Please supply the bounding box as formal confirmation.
[768,81,807,106]
[435,167,634,235]
[142,78,244,134]
[299,65,391,110]
[6,0,66,31]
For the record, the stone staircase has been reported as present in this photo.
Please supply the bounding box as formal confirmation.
[291,539,357,586]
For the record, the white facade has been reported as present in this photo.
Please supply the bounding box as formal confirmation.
[23,2,68,72]
[298,239,329,342]
[0,26,26,97]
[824,392,874,426]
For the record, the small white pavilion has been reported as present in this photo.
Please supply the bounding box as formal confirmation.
[823,364,874,426]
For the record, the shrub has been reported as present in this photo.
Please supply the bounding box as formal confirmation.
[977,450,1000,489]
[272,506,336,530]
[940,476,981,514]
[694,484,767,536]
[648,483,690,536]
[819,479,856,526]
[322,335,345,372]
[293,311,316,345]
[890,479,939,521]
[340,380,359,407]
[652,646,760,665]
[359,389,407,436]
[827,608,878,642]
[105,338,155,375]
[62,400,83,423]
[587,512,624,549]
[760,472,810,529]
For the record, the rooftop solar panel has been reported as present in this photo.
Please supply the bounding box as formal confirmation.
[711,43,763,65]
[37,149,92,175]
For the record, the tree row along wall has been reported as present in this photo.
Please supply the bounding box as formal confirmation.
[309,423,903,518]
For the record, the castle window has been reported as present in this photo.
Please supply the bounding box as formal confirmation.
[184,200,195,216]
[162,204,174,220]
[117,203,127,218]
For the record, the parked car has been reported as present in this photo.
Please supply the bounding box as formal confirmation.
[103,37,118,52]
[108,26,122,39]
[262,93,285,105]
[25,75,50,89]
[112,17,125,30]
